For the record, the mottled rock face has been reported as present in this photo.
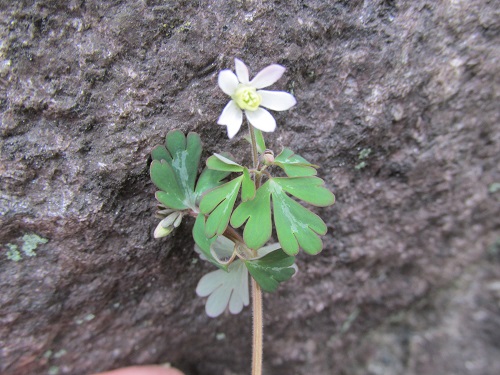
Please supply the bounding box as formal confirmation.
[1,1,499,374]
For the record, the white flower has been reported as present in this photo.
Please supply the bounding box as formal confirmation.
[217,58,297,139]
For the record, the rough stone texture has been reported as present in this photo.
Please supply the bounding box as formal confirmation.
[0,1,499,374]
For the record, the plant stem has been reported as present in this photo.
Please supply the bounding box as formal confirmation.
[251,277,263,375]
[247,120,263,375]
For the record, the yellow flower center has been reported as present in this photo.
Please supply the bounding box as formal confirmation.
[233,84,261,111]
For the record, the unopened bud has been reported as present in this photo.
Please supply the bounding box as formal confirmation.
[154,221,174,238]
[261,149,275,165]
[154,211,183,238]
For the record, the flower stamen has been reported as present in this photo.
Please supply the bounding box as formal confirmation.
[233,85,262,111]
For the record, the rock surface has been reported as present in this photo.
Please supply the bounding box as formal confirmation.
[1,1,499,374]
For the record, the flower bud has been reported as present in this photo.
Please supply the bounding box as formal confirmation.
[154,211,183,238]
[261,149,275,165]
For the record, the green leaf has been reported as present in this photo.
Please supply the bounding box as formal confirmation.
[274,148,318,177]
[151,145,172,163]
[206,153,244,172]
[192,215,228,271]
[254,129,266,154]
[150,131,202,209]
[273,177,335,207]
[231,182,272,250]
[244,128,266,154]
[244,249,296,293]
[194,168,231,203]
[170,131,202,199]
[199,176,243,238]
[270,180,327,255]
[151,160,187,210]
[241,168,256,201]
[232,177,332,255]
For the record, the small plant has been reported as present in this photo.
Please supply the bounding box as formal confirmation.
[149,58,335,375]
[355,147,371,170]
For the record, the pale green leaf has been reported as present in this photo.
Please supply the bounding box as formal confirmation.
[196,260,249,317]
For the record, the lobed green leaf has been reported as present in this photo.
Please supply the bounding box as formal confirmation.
[232,177,332,256]
[231,182,272,250]
[199,176,243,238]
[274,148,318,177]
[150,131,203,209]
[151,145,172,163]
[151,160,187,210]
[273,177,336,207]
[270,180,327,255]
[194,168,231,203]
[244,249,296,293]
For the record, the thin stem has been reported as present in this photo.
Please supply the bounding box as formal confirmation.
[247,120,264,375]
[248,121,259,171]
[251,278,263,375]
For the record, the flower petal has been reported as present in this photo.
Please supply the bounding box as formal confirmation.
[245,108,276,132]
[235,58,249,84]
[258,90,297,111]
[218,100,243,138]
[218,70,239,95]
[250,64,286,89]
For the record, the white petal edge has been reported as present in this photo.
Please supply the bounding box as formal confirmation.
[218,70,239,95]
[234,58,249,84]
[258,90,297,111]
[250,64,286,89]
[245,108,276,132]
[217,100,243,138]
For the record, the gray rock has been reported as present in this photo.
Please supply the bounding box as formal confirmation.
[1,1,498,374]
